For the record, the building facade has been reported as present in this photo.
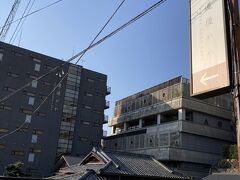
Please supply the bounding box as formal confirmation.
[0,42,110,177]
[103,76,235,179]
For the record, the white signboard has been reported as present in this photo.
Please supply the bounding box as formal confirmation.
[190,0,230,96]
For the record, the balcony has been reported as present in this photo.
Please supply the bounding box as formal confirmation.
[106,86,111,95]
[103,130,107,137]
[104,100,110,109]
[104,115,109,124]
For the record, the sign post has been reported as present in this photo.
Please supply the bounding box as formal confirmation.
[190,0,240,170]
[231,0,240,171]
[190,0,231,97]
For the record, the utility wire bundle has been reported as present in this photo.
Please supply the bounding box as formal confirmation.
[0,0,167,140]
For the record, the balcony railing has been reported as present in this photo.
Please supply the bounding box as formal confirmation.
[103,130,107,137]
[105,100,110,109]
[106,86,111,95]
[104,115,109,124]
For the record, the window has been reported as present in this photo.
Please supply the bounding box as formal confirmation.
[0,144,6,149]
[44,64,53,70]
[94,123,101,127]
[0,128,8,133]
[39,94,47,100]
[56,91,61,96]
[86,92,93,97]
[33,129,43,135]
[82,121,90,125]
[93,109,101,114]
[0,52,3,62]
[42,81,51,86]
[19,108,32,115]
[204,119,208,126]
[25,115,32,123]
[31,135,38,143]
[28,153,35,162]
[17,127,28,133]
[79,137,88,141]
[84,105,92,110]
[23,90,36,97]
[36,111,46,117]
[31,80,38,88]
[26,168,39,174]
[29,148,41,153]
[97,77,105,82]
[87,78,94,82]
[7,72,19,78]
[186,112,193,121]
[4,87,16,92]
[12,150,24,156]
[27,73,38,79]
[28,97,35,105]
[218,121,223,128]
[0,105,12,111]
[32,58,41,63]
[12,51,23,56]
[96,91,104,97]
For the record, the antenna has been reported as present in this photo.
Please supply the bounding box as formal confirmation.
[0,0,21,41]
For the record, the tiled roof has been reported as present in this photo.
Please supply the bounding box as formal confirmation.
[62,155,83,166]
[49,148,190,179]
[100,150,183,179]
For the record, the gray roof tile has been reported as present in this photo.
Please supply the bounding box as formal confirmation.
[100,150,184,179]
[49,148,189,179]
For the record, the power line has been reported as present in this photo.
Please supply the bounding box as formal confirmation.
[76,0,126,64]
[9,0,33,44]
[0,0,64,31]
[0,0,21,41]
[0,0,126,140]
[12,0,36,45]
[0,0,167,107]
[0,0,168,140]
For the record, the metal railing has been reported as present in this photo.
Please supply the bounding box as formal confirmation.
[105,100,110,109]
[106,86,111,95]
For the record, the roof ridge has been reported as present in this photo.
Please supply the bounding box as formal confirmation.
[151,157,173,173]
[79,169,96,180]
[99,149,120,169]
[62,156,71,167]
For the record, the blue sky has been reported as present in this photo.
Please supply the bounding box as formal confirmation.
[0,0,189,133]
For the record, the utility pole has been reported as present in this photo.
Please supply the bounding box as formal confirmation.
[231,0,240,171]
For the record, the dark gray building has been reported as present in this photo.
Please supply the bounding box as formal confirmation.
[103,76,235,179]
[0,42,110,177]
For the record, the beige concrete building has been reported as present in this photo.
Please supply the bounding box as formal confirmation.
[103,76,235,179]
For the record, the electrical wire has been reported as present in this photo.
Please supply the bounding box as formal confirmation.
[9,0,33,44]
[0,0,127,140]
[0,0,167,105]
[0,0,65,31]
[0,0,168,140]
[75,0,126,64]
[12,0,36,45]
[0,0,21,41]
